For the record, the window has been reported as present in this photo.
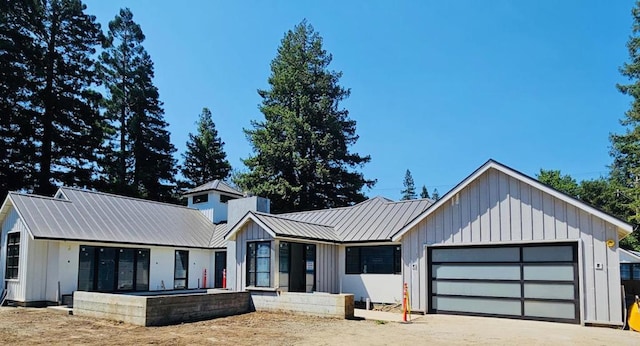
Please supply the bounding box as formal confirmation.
[77,245,150,292]
[174,250,189,289]
[621,263,640,281]
[193,194,208,204]
[247,242,271,287]
[220,194,237,203]
[345,245,401,274]
[5,233,20,279]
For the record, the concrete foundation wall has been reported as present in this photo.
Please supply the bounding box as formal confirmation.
[250,291,354,319]
[74,290,252,326]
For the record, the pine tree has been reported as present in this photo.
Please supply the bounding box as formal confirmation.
[99,8,177,201]
[420,185,430,199]
[610,1,640,246]
[401,169,416,200]
[181,108,231,187]
[432,188,440,201]
[1,0,105,196]
[236,20,375,212]
[0,0,38,198]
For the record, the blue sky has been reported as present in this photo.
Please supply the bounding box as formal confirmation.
[84,0,635,200]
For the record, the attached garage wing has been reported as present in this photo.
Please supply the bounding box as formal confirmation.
[428,243,579,324]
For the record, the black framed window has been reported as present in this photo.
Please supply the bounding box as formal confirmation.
[345,245,401,274]
[77,245,150,292]
[193,194,208,204]
[621,263,640,280]
[5,232,20,279]
[174,250,189,289]
[247,241,271,287]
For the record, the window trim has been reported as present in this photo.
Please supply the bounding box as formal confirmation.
[247,241,271,287]
[5,232,20,280]
[345,245,402,275]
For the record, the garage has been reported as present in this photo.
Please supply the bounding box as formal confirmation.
[428,242,579,324]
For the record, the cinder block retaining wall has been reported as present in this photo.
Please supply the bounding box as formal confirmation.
[250,291,354,319]
[73,290,354,326]
[73,290,252,326]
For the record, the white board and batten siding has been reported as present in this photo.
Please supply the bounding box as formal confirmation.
[229,220,340,293]
[2,208,28,302]
[401,168,623,325]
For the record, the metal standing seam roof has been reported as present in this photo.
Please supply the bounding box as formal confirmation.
[183,180,244,197]
[209,223,228,248]
[9,187,217,248]
[276,197,433,242]
[250,212,340,242]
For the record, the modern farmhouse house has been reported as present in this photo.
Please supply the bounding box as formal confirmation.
[0,160,634,326]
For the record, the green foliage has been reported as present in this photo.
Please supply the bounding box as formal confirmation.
[1,0,105,196]
[609,1,640,248]
[432,188,440,201]
[420,185,430,199]
[181,108,231,187]
[536,170,580,197]
[98,8,177,201]
[236,20,375,212]
[401,169,416,200]
[0,0,38,198]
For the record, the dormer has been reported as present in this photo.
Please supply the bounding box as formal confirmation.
[183,180,245,224]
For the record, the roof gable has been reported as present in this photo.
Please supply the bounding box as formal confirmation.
[392,160,633,241]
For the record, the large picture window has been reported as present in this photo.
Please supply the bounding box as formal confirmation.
[77,245,150,292]
[5,232,20,279]
[346,245,401,274]
[247,242,271,287]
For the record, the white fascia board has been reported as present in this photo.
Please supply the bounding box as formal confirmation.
[224,212,277,241]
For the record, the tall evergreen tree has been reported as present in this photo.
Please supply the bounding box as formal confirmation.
[0,0,38,198]
[432,188,440,201]
[420,185,430,199]
[181,107,231,187]
[611,1,640,246]
[401,169,416,200]
[1,0,104,196]
[236,20,375,212]
[99,8,177,201]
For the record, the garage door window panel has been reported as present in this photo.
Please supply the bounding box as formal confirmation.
[434,281,521,298]
[432,264,520,280]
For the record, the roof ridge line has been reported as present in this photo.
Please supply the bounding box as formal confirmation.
[60,186,194,209]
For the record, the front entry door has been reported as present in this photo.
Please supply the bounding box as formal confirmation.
[289,243,305,292]
[279,242,316,292]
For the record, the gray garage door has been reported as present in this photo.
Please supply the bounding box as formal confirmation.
[429,243,579,324]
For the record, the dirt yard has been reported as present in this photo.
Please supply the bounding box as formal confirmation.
[1,307,640,345]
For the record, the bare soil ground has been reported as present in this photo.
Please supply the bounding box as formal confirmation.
[1,307,640,345]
